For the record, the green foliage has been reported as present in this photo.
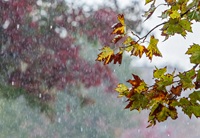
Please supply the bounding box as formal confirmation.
[96,0,200,127]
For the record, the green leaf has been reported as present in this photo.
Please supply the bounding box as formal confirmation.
[153,67,167,79]
[156,106,177,122]
[189,91,200,104]
[179,19,192,32]
[189,106,200,117]
[186,44,200,64]
[155,73,174,90]
[179,69,195,90]
[129,93,149,111]
[178,97,192,118]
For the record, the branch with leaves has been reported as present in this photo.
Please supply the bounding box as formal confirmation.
[96,0,200,127]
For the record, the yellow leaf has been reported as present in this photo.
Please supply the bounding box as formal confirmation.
[132,44,148,58]
[111,14,126,35]
[170,10,180,19]
[96,46,114,65]
[146,36,162,60]
[123,36,147,58]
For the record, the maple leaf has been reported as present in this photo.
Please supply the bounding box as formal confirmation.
[143,3,156,21]
[96,46,114,65]
[153,67,167,79]
[170,10,180,19]
[148,103,177,127]
[123,36,147,58]
[179,69,195,90]
[125,93,149,111]
[146,36,162,60]
[113,51,123,64]
[111,14,126,44]
[170,85,182,96]
[186,43,200,64]
[127,74,148,97]
[127,74,143,88]
[115,83,129,98]
[96,47,123,65]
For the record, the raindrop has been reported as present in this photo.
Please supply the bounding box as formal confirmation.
[17,24,20,29]
[59,28,67,39]
[40,9,47,17]
[36,0,43,6]
[39,93,42,98]
[11,81,14,86]
[2,20,10,29]
[137,129,140,133]
[50,25,53,29]
[80,127,83,132]
[58,117,61,123]
[167,134,170,137]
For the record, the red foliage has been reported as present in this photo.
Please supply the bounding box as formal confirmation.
[0,0,118,102]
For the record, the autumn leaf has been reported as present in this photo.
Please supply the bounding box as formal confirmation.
[148,103,177,127]
[170,10,180,19]
[170,85,182,96]
[143,3,156,21]
[146,36,162,60]
[165,0,175,5]
[127,74,143,88]
[113,51,123,64]
[96,46,114,65]
[123,36,147,57]
[127,74,148,97]
[186,44,200,64]
[111,14,126,35]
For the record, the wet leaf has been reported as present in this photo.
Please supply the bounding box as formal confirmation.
[111,14,126,35]
[186,44,200,64]
[96,46,114,65]
[179,69,195,90]
[170,85,182,96]
[170,10,180,19]
[146,36,162,60]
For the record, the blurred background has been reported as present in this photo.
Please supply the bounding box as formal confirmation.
[0,0,200,137]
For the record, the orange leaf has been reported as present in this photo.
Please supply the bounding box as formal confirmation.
[127,74,142,87]
[170,85,182,96]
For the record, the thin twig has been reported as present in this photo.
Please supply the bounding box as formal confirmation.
[138,22,167,43]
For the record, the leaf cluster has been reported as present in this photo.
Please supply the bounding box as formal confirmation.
[96,0,200,127]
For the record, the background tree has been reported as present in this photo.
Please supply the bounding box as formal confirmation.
[0,0,143,113]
